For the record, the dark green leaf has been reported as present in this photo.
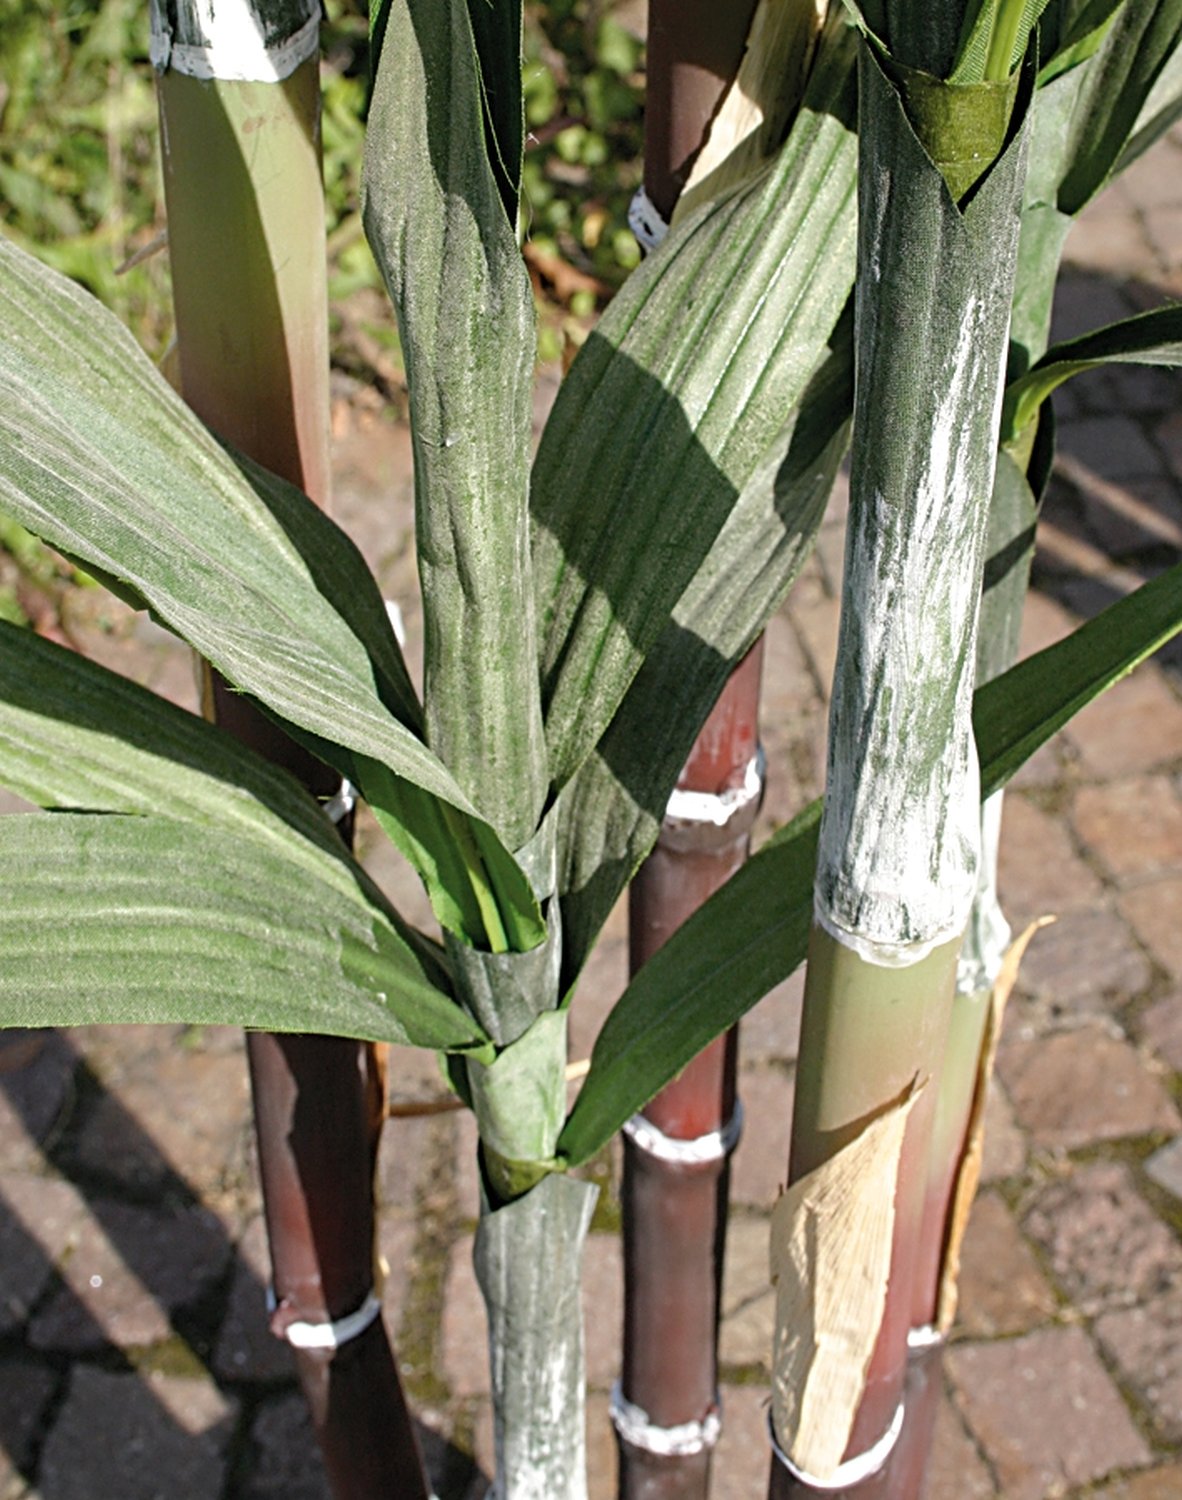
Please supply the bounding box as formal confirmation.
[561,559,1182,1164]
[1001,303,1182,442]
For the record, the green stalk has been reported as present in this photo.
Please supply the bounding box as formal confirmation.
[154,5,430,1496]
[768,8,1034,1493]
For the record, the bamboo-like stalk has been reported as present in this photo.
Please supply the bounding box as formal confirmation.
[767,5,1034,1494]
[153,6,430,1495]
[615,6,760,1493]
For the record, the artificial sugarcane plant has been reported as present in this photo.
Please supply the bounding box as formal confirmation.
[151,0,430,1492]
[3,2,1182,1498]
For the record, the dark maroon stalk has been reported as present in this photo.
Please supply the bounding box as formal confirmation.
[617,642,762,1500]
[615,14,760,1493]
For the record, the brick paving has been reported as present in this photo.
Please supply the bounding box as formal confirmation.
[2,124,1182,1500]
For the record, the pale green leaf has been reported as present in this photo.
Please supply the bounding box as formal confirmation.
[0,813,486,1051]
[362,0,546,849]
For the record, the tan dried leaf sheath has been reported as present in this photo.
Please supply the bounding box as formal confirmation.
[769,1080,920,1482]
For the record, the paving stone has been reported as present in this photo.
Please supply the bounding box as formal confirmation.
[0,1174,88,1334]
[1007,905,1151,1012]
[1121,876,1182,982]
[1091,1464,1182,1499]
[954,1193,1057,1337]
[730,1067,793,1208]
[997,793,1102,926]
[0,1358,57,1489]
[980,1079,1027,1185]
[583,1233,623,1392]
[1023,1160,1182,1313]
[28,1198,232,1352]
[719,1215,772,1373]
[1073,777,1182,884]
[379,1112,441,1217]
[739,969,804,1065]
[1096,1286,1182,1443]
[1136,991,1182,1072]
[997,1027,1180,1150]
[212,1214,294,1383]
[925,1390,997,1500]
[70,1042,251,1202]
[1063,182,1153,277]
[946,1326,1150,1500]
[0,1031,77,1173]
[1146,1134,1182,1202]
[242,1392,331,1500]
[1066,667,1182,780]
[711,1383,774,1500]
[37,1366,237,1500]
[1056,415,1169,486]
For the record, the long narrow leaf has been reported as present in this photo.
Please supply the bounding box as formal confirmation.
[1001,303,1182,441]
[363,0,546,849]
[531,14,858,790]
[555,330,852,982]
[0,815,487,1051]
[559,562,1182,1164]
[0,236,541,946]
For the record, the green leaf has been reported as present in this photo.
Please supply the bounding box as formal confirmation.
[554,328,853,984]
[557,802,821,1166]
[1001,303,1182,442]
[1056,0,1182,213]
[1037,0,1124,85]
[465,0,525,223]
[0,812,485,1051]
[560,561,1182,1164]
[362,0,546,851]
[0,234,541,949]
[975,560,1182,797]
[532,15,858,790]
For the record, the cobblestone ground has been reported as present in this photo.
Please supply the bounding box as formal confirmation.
[3,128,1182,1500]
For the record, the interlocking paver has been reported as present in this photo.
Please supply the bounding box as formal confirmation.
[1121,876,1182,981]
[1006,905,1152,1012]
[997,1026,1180,1150]
[1096,1287,1182,1443]
[1022,1160,1182,1313]
[1073,776,1182,883]
[946,1326,1151,1500]
[37,1367,237,1500]
[954,1192,1058,1337]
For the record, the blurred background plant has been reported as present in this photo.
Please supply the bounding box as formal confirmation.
[0,0,644,610]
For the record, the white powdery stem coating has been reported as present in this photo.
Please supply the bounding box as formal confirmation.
[150,0,319,82]
[956,790,1012,995]
[816,297,1006,967]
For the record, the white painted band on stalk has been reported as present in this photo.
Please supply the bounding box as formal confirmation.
[628,186,669,253]
[610,1382,722,1456]
[907,1323,944,1351]
[665,750,764,828]
[266,1286,381,1350]
[623,1101,744,1166]
[324,778,357,827]
[150,0,319,82]
[768,1400,904,1490]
